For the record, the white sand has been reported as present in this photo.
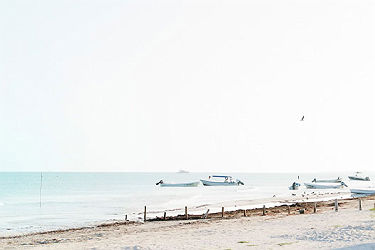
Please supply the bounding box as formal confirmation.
[1,198,375,250]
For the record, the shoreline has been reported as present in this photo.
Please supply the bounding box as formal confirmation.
[1,194,375,249]
[1,193,373,240]
[1,189,352,238]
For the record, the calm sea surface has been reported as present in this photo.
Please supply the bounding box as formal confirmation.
[0,172,373,235]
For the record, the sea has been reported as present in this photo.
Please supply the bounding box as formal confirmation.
[0,172,373,236]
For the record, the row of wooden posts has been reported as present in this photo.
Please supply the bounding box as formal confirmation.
[138,198,370,222]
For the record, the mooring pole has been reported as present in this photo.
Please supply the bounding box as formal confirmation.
[314,203,317,213]
[39,172,42,208]
[335,199,338,212]
[144,206,147,222]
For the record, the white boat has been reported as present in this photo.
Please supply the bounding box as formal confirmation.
[312,177,342,183]
[155,180,199,187]
[304,182,347,189]
[200,175,244,186]
[348,172,370,181]
[350,188,375,195]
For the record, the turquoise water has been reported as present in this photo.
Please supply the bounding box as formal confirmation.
[0,172,371,235]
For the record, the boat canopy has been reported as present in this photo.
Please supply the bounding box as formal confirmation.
[212,175,232,178]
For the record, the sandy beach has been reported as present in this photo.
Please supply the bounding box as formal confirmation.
[1,195,375,250]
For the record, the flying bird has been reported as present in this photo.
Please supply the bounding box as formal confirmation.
[300,116,304,121]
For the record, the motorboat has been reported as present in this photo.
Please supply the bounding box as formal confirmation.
[350,188,375,195]
[155,180,199,187]
[312,177,342,183]
[304,181,348,189]
[289,182,301,190]
[200,175,244,186]
[348,172,370,181]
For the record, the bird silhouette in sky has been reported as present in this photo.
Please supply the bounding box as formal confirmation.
[300,116,304,121]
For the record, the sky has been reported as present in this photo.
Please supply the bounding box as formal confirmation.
[0,0,374,172]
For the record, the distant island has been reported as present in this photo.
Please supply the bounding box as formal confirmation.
[177,170,189,173]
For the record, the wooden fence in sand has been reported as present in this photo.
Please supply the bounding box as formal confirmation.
[127,197,374,223]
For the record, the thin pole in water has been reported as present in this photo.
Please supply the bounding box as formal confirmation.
[39,172,42,208]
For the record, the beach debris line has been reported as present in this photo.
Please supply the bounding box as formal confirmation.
[143,196,373,223]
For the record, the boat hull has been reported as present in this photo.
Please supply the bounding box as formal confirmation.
[350,189,375,194]
[312,178,342,183]
[200,180,240,186]
[348,176,370,181]
[304,183,344,189]
[160,182,199,187]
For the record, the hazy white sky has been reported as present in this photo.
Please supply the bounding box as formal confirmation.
[0,0,374,172]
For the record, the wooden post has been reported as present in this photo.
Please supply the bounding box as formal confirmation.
[163,212,166,220]
[359,199,362,211]
[203,209,209,219]
[287,205,290,215]
[262,205,266,216]
[185,206,188,220]
[243,209,246,217]
[335,199,338,212]
[144,206,147,222]
[125,214,127,221]
[314,203,317,213]
[221,207,224,218]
